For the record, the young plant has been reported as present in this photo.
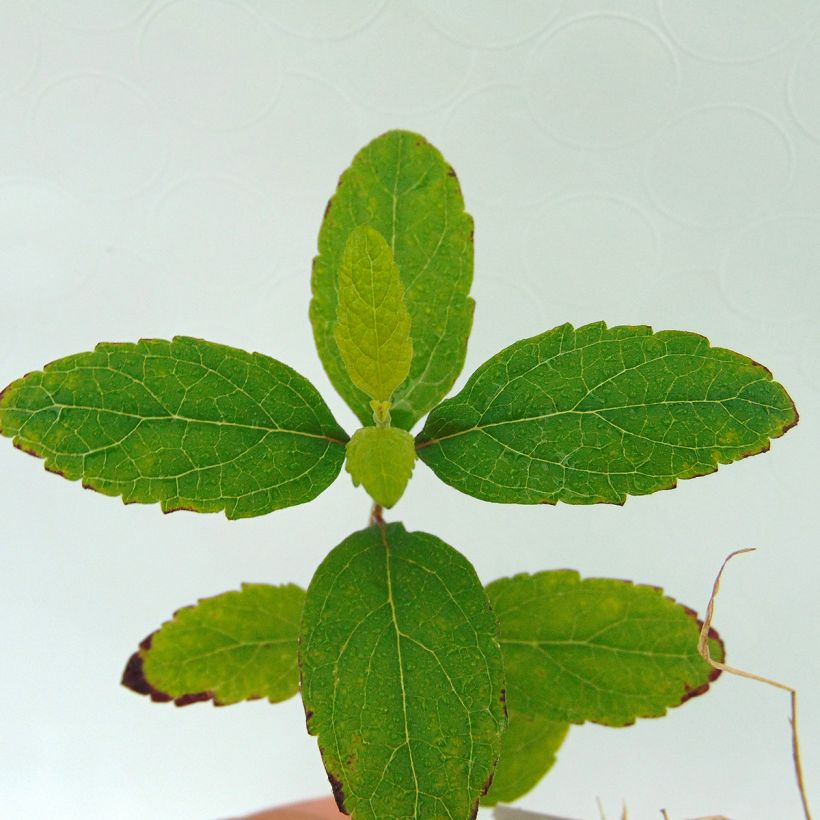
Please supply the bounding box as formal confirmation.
[0,131,797,817]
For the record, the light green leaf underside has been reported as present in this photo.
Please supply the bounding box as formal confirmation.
[311,129,475,430]
[335,225,413,403]
[480,711,568,807]
[417,322,798,505]
[124,583,305,706]
[487,570,723,730]
[300,523,505,819]
[345,426,416,508]
[0,337,348,519]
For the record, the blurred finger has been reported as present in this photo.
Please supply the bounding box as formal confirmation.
[236,796,342,819]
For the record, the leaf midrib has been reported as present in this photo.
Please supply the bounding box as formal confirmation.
[380,522,421,816]
[153,637,295,666]
[14,403,346,445]
[417,393,773,451]
[501,638,696,661]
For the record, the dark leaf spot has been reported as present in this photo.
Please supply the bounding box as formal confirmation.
[13,441,39,458]
[327,771,347,814]
[480,767,495,797]
[174,691,213,707]
[163,504,197,514]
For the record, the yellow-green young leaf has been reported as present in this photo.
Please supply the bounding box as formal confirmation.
[481,713,568,807]
[0,337,348,519]
[417,322,798,505]
[334,225,413,404]
[345,426,416,508]
[122,583,304,706]
[300,523,506,819]
[312,130,475,430]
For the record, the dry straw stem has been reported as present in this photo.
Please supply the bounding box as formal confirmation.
[698,548,812,820]
[595,798,628,820]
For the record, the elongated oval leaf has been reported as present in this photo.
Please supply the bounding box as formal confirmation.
[488,570,723,728]
[311,130,475,430]
[0,337,348,518]
[345,426,416,508]
[417,322,798,504]
[300,523,505,819]
[335,225,413,403]
[122,583,305,706]
[481,570,723,805]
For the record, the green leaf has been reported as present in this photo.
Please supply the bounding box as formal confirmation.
[122,583,304,706]
[488,570,723,728]
[483,570,726,808]
[300,523,506,819]
[480,571,723,804]
[311,130,475,430]
[481,712,568,807]
[416,322,798,505]
[335,225,413,405]
[0,336,348,519]
[345,426,416,508]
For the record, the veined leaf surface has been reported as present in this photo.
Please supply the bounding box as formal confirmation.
[417,322,797,504]
[335,225,413,404]
[0,337,348,518]
[481,570,723,804]
[345,426,416,508]
[311,130,475,430]
[122,583,304,706]
[489,570,722,727]
[300,523,505,819]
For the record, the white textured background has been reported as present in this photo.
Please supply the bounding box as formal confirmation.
[1,2,819,818]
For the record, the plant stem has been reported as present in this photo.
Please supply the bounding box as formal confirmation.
[369,504,384,527]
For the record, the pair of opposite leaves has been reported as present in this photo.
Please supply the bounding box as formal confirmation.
[0,131,797,518]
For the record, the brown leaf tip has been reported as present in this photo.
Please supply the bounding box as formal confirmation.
[121,650,218,707]
[121,651,171,703]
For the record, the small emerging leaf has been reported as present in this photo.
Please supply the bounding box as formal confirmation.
[335,225,413,404]
[0,337,348,518]
[300,523,505,819]
[345,426,415,508]
[417,322,798,505]
[122,583,305,706]
[312,130,475,429]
